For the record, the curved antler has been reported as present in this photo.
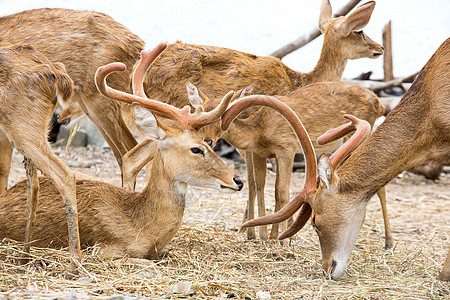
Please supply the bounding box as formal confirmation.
[132,43,167,98]
[225,95,318,227]
[317,114,371,168]
[277,114,372,240]
[129,43,235,130]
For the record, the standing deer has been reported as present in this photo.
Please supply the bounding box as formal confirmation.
[243,38,450,281]
[186,81,392,247]
[0,8,145,191]
[0,58,244,259]
[132,0,383,238]
[0,1,381,193]
[0,44,81,269]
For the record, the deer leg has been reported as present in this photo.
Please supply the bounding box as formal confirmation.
[22,157,39,257]
[239,151,257,240]
[0,131,13,193]
[11,132,81,271]
[437,248,450,281]
[78,96,138,175]
[252,152,269,240]
[271,152,295,239]
[122,139,156,191]
[377,187,394,249]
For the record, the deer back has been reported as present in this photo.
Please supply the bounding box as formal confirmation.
[142,42,296,108]
[0,8,144,96]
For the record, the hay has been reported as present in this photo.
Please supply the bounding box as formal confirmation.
[2,147,449,299]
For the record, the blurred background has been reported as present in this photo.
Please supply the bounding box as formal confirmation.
[2,0,449,79]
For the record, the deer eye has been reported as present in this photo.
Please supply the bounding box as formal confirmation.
[191,147,204,155]
[356,30,364,36]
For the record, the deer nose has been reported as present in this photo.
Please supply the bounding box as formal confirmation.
[233,177,244,191]
[381,46,384,51]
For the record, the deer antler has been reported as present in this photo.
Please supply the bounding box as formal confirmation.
[277,114,372,240]
[241,113,371,236]
[132,43,168,98]
[317,114,371,168]
[223,95,318,226]
[95,44,235,130]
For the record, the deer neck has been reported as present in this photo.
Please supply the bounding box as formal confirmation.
[289,38,347,88]
[336,92,431,201]
[129,149,186,230]
[221,113,263,151]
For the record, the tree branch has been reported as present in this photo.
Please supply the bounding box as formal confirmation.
[270,0,363,59]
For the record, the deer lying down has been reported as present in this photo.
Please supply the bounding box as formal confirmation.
[243,38,450,281]
[0,62,243,259]
[187,81,391,248]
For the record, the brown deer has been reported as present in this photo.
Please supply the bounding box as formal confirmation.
[141,0,383,108]
[186,81,392,246]
[0,58,244,259]
[243,38,450,281]
[45,0,382,189]
[0,8,145,189]
[0,43,82,268]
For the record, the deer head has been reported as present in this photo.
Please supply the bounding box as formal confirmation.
[95,44,246,192]
[242,115,372,279]
[320,0,383,60]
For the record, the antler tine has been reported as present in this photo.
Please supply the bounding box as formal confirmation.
[189,91,236,130]
[130,42,232,130]
[317,114,371,168]
[276,114,371,240]
[224,95,318,227]
[95,62,190,124]
[132,43,167,98]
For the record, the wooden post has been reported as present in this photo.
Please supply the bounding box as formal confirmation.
[382,21,394,81]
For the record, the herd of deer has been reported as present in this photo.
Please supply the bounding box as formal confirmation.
[0,0,448,281]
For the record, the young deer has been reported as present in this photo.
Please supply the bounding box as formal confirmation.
[0,60,244,259]
[243,38,450,281]
[187,81,391,246]
[0,8,145,188]
[0,44,82,268]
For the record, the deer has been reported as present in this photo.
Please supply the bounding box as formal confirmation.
[55,0,382,190]
[0,8,145,191]
[0,55,245,260]
[185,80,392,247]
[242,38,450,281]
[0,43,82,269]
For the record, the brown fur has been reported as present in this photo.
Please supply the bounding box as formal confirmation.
[0,120,242,259]
[0,8,145,174]
[310,38,450,281]
[198,81,384,240]
[0,43,82,267]
[120,0,382,238]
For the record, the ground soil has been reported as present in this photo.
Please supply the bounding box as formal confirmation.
[2,144,449,299]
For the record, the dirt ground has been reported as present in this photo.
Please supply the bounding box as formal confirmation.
[1,144,449,299]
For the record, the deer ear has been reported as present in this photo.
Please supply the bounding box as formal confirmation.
[339,1,375,36]
[132,103,166,140]
[319,0,332,33]
[318,154,334,189]
[186,82,203,108]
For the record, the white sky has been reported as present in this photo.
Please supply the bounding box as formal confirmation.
[1,0,449,78]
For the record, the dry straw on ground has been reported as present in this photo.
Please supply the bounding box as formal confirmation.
[1,147,449,299]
